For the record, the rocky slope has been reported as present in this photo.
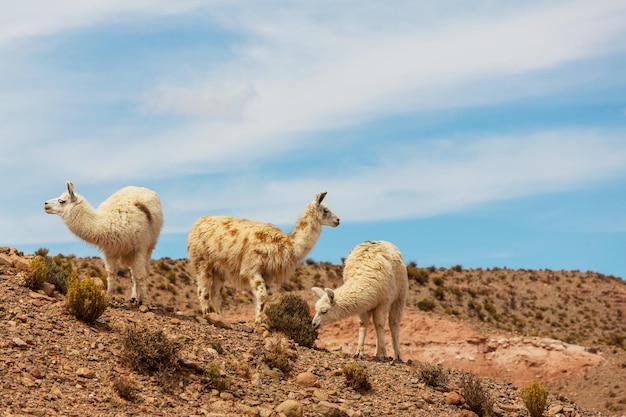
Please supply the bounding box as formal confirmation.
[1,246,625,417]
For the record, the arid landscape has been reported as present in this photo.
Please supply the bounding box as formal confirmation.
[1,246,625,417]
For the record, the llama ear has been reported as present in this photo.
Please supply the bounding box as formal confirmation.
[315,191,327,205]
[312,287,326,298]
[325,288,335,305]
[66,181,77,202]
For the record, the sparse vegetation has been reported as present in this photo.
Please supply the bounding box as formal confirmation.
[265,294,318,348]
[417,298,436,312]
[521,380,549,417]
[202,361,231,391]
[263,335,292,373]
[112,375,138,402]
[66,276,109,323]
[341,362,371,391]
[119,322,182,390]
[417,362,450,388]
[459,371,494,417]
[27,249,75,294]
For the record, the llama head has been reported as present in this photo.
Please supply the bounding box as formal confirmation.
[44,181,80,217]
[312,286,337,329]
[313,192,340,227]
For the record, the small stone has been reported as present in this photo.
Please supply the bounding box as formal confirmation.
[30,367,44,379]
[547,404,564,416]
[76,367,96,379]
[138,305,150,313]
[276,399,303,417]
[460,410,479,417]
[444,391,462,405]
[295,372,320,388]
[220,392,235,401]
[12,337,28,348]
[170,318,181,325]
[0,253,13,266]
[314,401,349,417]
[41,282,56,297]
[206,313,232,329]
[21,374,36,387]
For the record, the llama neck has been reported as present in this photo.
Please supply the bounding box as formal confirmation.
[289,204,323,261]
[64,200,103,246]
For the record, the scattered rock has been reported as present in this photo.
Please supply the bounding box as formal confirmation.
[276,399,303,417]
[295,371,320,388]
[76,367,96,379]
[12,337,28,348]
[313,401,350,417]
[444,391,462,405]
[206,313,232,329]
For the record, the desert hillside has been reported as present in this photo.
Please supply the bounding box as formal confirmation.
[1,246,625,417]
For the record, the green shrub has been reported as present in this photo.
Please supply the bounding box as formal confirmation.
[202,361,231,391]
[459,372,494,417]
[66,276,109,323]
[417,298,436,312]
[27,253,74,294]
[26,256,48,290]
[265,294,318,348]
[417,362,449,388]
[341,362,371,391]
[521,380,548,417]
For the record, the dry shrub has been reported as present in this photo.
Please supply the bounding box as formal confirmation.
[66,276,109,323]
[265,294,318,348]
[418,362,450,388]
[459,371,494,417]
[521,380,548,417]
[264,335,293,373]
[202,361,231,391]
[341,362,371,391]
[112,375,138,402]
[119,322,181,390]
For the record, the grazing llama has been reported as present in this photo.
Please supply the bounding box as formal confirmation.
[312,240,408,362]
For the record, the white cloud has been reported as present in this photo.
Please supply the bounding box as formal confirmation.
[142,80,258,119]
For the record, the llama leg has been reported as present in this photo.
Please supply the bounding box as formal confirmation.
[250,273,267,324]
[196,267,213,316]
[209,271,225,315]
[388,298,405,363]
[354,311,370,359]
[129,253,149,305]
[372,307,388,361]
[103,256,119,297]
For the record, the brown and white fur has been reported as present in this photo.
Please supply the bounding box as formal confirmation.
[44,181,163,305]
[187,192,340,323]
[312,240,408,362]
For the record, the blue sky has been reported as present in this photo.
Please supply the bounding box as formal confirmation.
[1,1,625,278]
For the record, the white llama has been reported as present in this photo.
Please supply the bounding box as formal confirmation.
[312,240,408,362]
[44,181,163,305]
[187,191,340,323]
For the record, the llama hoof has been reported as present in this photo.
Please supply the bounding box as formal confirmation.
[393,358,404,364]
[129,297,137,304]
[353,353,364,359]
